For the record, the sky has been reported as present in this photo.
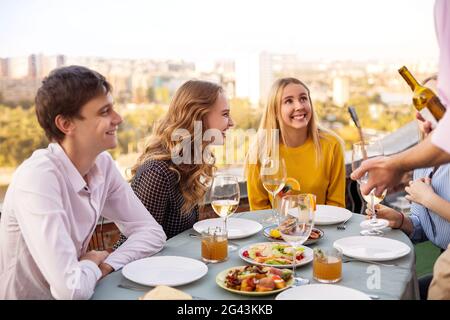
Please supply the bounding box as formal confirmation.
[0,0,439,62]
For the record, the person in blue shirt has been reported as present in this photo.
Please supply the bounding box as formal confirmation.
[368,112,450,299]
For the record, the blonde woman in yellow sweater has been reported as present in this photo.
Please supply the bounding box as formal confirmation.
[246,77,346,211]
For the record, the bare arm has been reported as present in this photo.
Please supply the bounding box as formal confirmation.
[394,134,450,172]
[351,134,450,196]
[404,177,450,222]
[420,192,450,222]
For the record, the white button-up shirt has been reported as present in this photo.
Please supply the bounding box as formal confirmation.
[0,143,166,299]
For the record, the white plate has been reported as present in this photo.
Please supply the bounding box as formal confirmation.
[276,284,371,300]
[122,256,208,287]
[238,242,313,267]
[333,236,411,261]
[315,205,353,225]
[193,218,263,239]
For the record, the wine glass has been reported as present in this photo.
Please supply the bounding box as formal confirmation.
[278,193,316,286]
[352,140,388,236]
[260,157,287,225]
[210,174,240,251]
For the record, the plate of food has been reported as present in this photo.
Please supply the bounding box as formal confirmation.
[216,265,294,296]
[263,225,324,245]
[239,242,313,267]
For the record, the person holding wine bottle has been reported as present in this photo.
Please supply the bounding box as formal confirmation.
[365,111,450,299]
[245,77,346,211]
[351,0,450,300]
[114,80,234,245]
[351,1,450,198]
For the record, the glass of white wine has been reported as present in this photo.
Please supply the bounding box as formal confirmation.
[210,174,240,251]
[352,140,388,236]
[260,157,287,224]
[279,193,315,286]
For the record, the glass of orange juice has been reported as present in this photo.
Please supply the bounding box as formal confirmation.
[313,247,342,283]
[201,227,228,263]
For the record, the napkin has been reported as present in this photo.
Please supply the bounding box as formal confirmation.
[139,285,192,300]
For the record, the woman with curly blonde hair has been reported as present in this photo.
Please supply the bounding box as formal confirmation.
[115,80,233,244]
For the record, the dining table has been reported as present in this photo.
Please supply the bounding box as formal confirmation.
[91,209,420,300]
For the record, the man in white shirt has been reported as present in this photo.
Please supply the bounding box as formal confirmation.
[0,65,166,299]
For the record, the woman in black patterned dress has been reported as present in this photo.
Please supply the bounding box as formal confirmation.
[114,80,234,247]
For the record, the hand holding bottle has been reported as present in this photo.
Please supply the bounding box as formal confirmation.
[416,112,433,136]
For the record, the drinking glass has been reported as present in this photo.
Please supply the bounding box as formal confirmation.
[278,193,316,286]
[352,140,388,236]
[210,174,240,251]
[313,247,342,283]
[201,227,228,263]
[260,157,287,224]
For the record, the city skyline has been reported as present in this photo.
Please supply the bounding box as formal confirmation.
[1,51,438,106]
[0,0,439,62]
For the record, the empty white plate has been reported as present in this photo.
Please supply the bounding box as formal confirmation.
[193,218,263,239]
[276,284,371,300]
[333,236,411,261]
[315,205,353,225]
[122,256,208,287]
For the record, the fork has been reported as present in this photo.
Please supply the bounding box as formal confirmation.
[337,218,350,230]
[342,258,405,268]
[118,283,148,291]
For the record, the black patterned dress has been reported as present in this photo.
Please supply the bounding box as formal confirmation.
[113,160,198,249]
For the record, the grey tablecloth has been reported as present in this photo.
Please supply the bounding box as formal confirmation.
[91,210,420,300]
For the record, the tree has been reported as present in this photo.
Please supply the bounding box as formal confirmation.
[229,98,261,130]
[0,105,48,167]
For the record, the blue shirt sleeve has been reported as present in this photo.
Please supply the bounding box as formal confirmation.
[409,203,428,243]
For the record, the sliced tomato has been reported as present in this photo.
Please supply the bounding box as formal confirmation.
[243,250,249,258]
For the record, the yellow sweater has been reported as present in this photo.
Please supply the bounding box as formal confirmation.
[246,133,346,210]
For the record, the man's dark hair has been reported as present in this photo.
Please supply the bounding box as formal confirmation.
[35,65,112,142]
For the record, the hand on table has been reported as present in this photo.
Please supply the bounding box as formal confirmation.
[80,250,113,279]
[80,250,109,265]
[366,204,403,229]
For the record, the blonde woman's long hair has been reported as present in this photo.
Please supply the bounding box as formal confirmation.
[249,77,342,166]
[131,80,223,214]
